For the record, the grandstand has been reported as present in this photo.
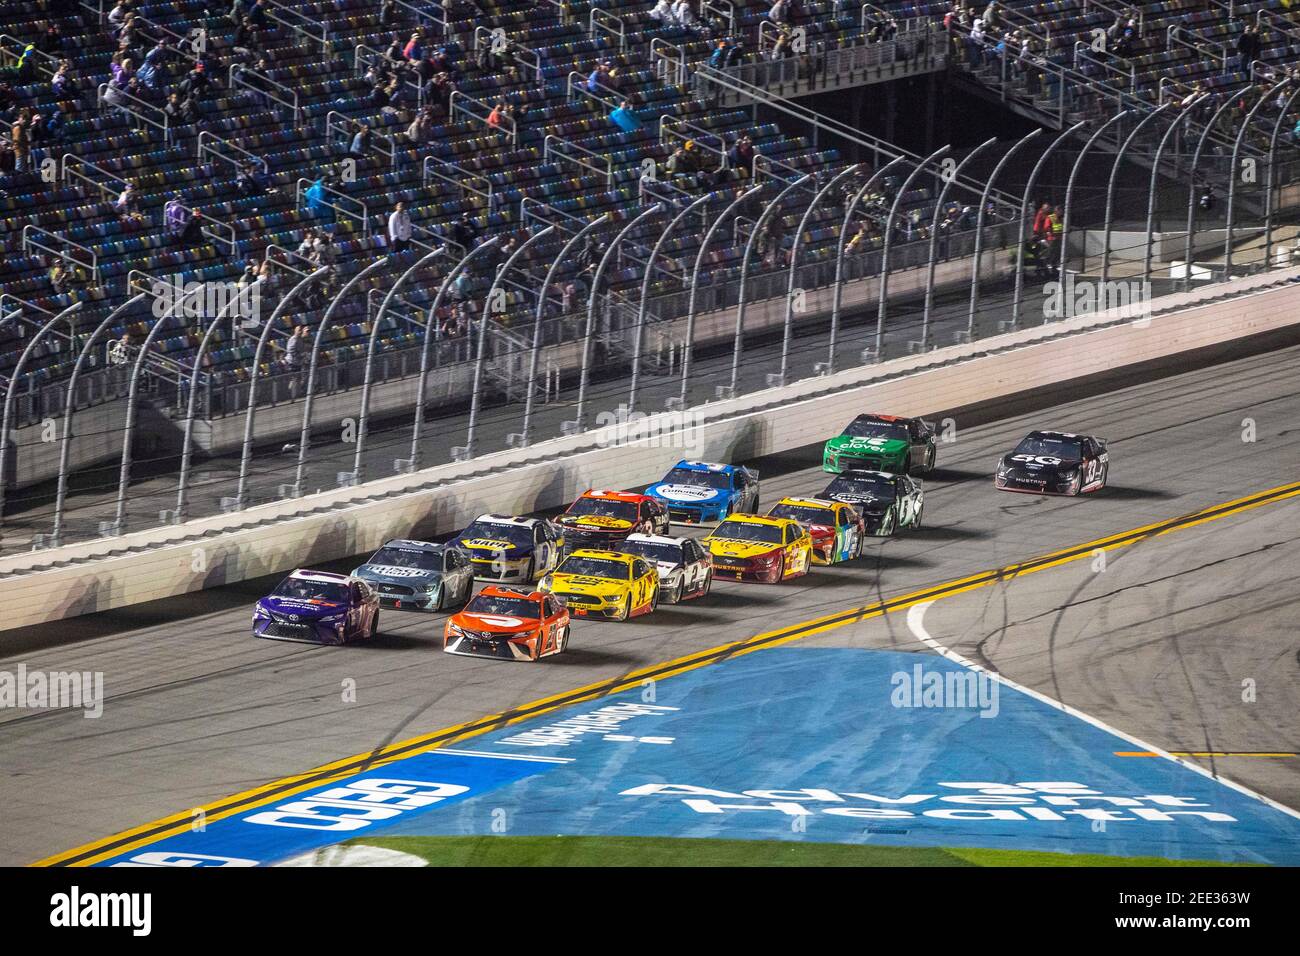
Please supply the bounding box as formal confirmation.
[1,0,1298,551]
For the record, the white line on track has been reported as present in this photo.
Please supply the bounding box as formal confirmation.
[905,601,1300,820]
[430,748,574,764]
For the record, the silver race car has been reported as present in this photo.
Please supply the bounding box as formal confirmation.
[819,469,924,537]
[619,533,713,604]
[352,539,475,612]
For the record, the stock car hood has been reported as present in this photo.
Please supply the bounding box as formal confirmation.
[826,436,910,460]
[556,514,634,533]
[706,539,778,560]
[804,523,835,542]
[647,483,727,506]
[827,491,891,512]
[451,613,537,637]
[457,537,532,558]
[1001,454,1081,476]
[651,560,683,579]
[258,596,345,620]
[550,573,626,596]
[353,564,442,587]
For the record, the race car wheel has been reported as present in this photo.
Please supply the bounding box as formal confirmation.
[369,611,380,640]
[912,502,923,530]
[619,595,631,621]
[671,580,683,604]
[524,557,536,582]
[771,555,785,584]
[924,445,936,473]
[853,532,865,559]
[884,514,896,536]
[702,569,712,596]
[650,588,659,613]
[558,625,570,654]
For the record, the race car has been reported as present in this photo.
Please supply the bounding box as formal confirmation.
[453,513,564,582]
[645,460,760,525]
[252,569,380,645]
[822,413,936,475]
[538,548,660,620]
[351,538,474,612]
[765,497,865,564]
[443,585,570,662]
[704,514,812,583]
[995,430,1110,496]
[554,489,670,554]
[619,533,713,604]
[820,469,924,536]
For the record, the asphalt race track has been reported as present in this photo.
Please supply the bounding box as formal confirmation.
[2,344,1298,866]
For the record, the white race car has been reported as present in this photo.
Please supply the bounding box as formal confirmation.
[619,533,713,604]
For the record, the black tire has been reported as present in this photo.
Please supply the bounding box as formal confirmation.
[620,595,631,621]
[671,580,683,604]
[912,502,923,530]
[925,445,936,473]
[702,569,712,597]
[524,557,536,582]
[558,625,570,654]
[370,610,380,640]
[649,587,659,613]
[772,554,785,584]
[853,530,865,559]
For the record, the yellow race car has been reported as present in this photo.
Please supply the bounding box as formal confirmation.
[538,549,660,620]
[704,514,813,583]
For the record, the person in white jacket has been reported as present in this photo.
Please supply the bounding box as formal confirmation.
[388,201,412,252]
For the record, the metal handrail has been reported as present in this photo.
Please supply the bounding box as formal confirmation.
[390,0,447,33]
[1167,25,1228,72]
[353,42,426,110]
[97,81,172,142]
[197,130,270,175]
[449,89,518,145]
[520,196,588,235]
[228,64,302,124]
[22,225,100,285]
[296,178,370,236]
[263,0,330,56]
[752,152,815,190]
[544,134,614,186]
[660,115,728,166]
[1256,8,1300,47]
[861,4,897,32]
[703,0,736,33]
[192,209,238,256]
[473,26,544,84]
[327,111,398,168]
[264,243,315,279]
[1081,0,1144,36]
[1073,41,1136,92]
[0,33,60,77]
[60,153,130,204]
[589,8,627,52]
[566,70,624,112]
[423,155,494,205]
[651,38,689,87]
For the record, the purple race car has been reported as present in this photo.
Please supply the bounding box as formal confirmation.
[252,569,380,645]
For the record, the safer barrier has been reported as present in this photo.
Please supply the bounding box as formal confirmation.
[1,266,1298,631]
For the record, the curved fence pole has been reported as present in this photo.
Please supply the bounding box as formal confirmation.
[293,258,390,497]
[921,139,996,348]
[875,146,949,359]
[1264,86,1300,271]
[1059,111,1130,287]
[1102,105,1169,286]
[1226,80,1290,277]
[780,165,860,385]
[1011,122,1086,329]
[1184,95,1246,292]
[176,280,264,521]
[0,301,83,537]
[52,293,148,546]
[353,247,447,482]
[729,174,812,395]
[522,214,607,446]
[464,225,557,458]
[1144,98,1204,284]
[576,203,663,431]
[114,285,208,535]
[967,129,1041,339]
[234,266,331,510]
[407,238,501,470]
[628,193,712,412]
[680,183,765,406]
[828,160,903,374]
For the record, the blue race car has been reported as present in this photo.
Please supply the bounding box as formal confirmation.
[645,460,761,525]
[253,570,380,645]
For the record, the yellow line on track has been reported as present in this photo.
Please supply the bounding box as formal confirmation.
[35,478,1300,866]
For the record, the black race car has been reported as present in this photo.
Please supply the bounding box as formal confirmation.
[995,431,1110,496]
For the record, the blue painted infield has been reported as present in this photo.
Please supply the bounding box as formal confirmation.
[96,648,1300,866]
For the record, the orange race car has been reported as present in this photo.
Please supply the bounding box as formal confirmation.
[443,585,570,662]
[554,489,670,553]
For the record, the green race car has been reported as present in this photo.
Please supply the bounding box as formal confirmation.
[822,414,937,475]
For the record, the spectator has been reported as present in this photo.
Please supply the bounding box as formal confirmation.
[380,0,399,26]
[450,212,477,249]
[236,162,269,197]
[348,122,372,159]
[728,133,755,174]
[609,98,642,133]
[406,107,435,144]
[115,182,146,222]
[1237,26,1261,80]
[305,177,332,221]
[49,260,70,295]
[388,201,412,252]
[1031,202,1050,241]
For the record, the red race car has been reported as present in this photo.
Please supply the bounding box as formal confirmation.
[443,586,570,662]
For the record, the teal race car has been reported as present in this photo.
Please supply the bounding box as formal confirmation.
[822,413,937,475]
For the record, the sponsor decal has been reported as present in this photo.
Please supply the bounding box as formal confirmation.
[654,484,718,502]
[463,538,515,550]
[500,702,679,748]
[473,616,525,628]
[363,565,430,578]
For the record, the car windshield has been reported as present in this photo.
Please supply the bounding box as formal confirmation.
[1014,435,1084,460]
[273,578,349,603]
[556,555,631,579]
[660,467,731,490]
[367,547,441,571]
[768,503,838,526]
[566,497,638,521]
[710,520,784,544]
[460,519,533,547]
[464,594,541,619]
[842,417,909,441]
[620,540,683,564]
[826,473,896,500]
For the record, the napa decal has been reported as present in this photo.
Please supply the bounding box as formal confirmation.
[462,538,516,551]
